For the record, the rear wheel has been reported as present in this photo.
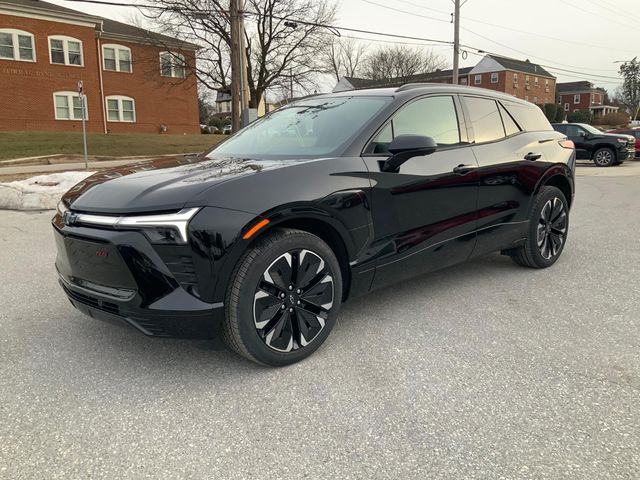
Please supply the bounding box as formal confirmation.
[510,186,569,268]
[222,228,342,366]
[593,148,615,167]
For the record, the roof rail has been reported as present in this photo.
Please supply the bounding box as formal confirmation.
[394,83,439,92]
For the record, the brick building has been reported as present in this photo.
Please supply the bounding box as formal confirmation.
[557,81,619,119]
[468,55,556,104]
[333,55,557,106]
[0,0,199,134]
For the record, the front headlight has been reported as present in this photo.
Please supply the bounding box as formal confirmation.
[616,138,627,144]
[57,207,201,244]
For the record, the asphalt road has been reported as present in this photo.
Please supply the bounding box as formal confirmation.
[1,167,639,479]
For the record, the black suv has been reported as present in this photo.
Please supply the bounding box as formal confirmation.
[552,122,635,167]
[54,85,576,365]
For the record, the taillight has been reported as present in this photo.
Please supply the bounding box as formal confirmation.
[559,139,575,149]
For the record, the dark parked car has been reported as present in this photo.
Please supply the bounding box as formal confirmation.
[552,122,635,166]
[607,127,640,158]
[53,85,576,365]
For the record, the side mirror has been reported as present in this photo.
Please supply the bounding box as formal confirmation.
[382,135,438,173]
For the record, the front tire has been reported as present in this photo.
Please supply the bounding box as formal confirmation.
[593,148,615,167]
[510,186,569,269]
[222,228,342,366]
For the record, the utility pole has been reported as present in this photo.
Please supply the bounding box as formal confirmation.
[230,0,241,132]
[452,0,460,85]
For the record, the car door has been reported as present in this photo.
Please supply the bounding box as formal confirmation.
[461,96,561,257]
[360,95,480,289]
[565,124,591,159]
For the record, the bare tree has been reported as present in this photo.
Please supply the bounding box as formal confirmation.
[361,45,447,82]
[323,37,367,82]
[141,0,336,108]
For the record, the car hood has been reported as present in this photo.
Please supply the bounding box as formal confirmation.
[64,155,297,214]
[604,133,634,142]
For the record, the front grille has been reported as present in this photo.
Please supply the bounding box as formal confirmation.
[62,284,121,316]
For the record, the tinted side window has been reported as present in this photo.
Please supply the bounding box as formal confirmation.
[566,125,585,137]
[464,97,505,143]
[503,101,552,132]
[553,124,567,134]
[498,103,521,136]
[367,96,461,154]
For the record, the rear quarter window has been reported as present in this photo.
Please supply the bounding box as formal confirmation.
[502,101,552,132]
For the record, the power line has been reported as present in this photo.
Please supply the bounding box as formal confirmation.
[56,0,623,82]
[388,0,638,55]
[460,28,621,80]
[558,0,637,29]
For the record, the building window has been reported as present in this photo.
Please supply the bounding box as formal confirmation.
[525,75,530,85]
[53,92,87,120]
[574,94,580,104]
[102,44,132,72]
[564,103,569,111]
[160,51,186,78]
[474,74,482,85]
[534,77,539,87]
[490,72,499,83]
[591,94,595,104]
[0,29,35,62]
[106,95,136,122]
[533,96,538,104]
[49,36,83,66]
[460,77,467,85]
[525,95,529,102]
[513,72,518,82]
[545,79,549,86]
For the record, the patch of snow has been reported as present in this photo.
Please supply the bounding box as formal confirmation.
[0,171,95,211]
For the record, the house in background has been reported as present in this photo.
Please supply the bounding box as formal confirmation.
[468,55,556,104]
[557,81,619,119]
[213,89,276,119]
[333,55,557,106]
[333,67,473,92]
[0,0,200,134]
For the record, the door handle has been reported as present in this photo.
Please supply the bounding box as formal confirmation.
[524,152,542,161]
[452,164,477,175]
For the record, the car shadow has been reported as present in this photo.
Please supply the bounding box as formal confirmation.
[60,252,523,372]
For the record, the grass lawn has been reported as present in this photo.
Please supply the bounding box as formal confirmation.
[0,132,224,160]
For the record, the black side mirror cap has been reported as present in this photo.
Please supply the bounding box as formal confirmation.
[382,135,438,173]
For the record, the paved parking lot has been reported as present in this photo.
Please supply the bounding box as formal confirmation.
[1,165,639,479]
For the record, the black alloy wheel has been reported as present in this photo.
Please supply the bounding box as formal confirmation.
[254,249,334,352]
[222,228,342,366]
[510,186,569,269]
[536,197,567,260]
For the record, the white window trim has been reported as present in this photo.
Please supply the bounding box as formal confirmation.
[564,103,569,111]
[474,74,482,85]
[490,72,498,84]
[53,91,88,121]
[159,51,186,78]
[0,28,36,62]
[102,43,132,73]
[48,35,84,67]
[105,95,136,123]
[574,94,580,104]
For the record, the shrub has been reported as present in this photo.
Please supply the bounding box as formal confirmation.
[207,116,223,128]
[554,107,566,123]
[600,112,629,127]
[567,109,592,124]
[543,103,557,123]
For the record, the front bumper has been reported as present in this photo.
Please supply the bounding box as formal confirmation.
[53,218,223,339]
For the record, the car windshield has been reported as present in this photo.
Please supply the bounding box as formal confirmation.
[580,124,604,136]
[208,96,390,158]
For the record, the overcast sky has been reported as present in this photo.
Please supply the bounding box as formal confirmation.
[48,0,637,95]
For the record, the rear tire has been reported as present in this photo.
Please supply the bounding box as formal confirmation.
[592,148,615,167]
[222,228,342,366]
[510,186,569,269]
